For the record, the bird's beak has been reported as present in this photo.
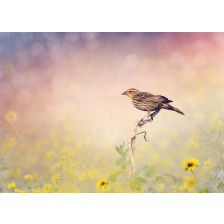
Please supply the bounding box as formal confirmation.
[121,91,127,95]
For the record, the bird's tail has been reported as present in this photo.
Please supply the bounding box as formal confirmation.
[162,104,185,115]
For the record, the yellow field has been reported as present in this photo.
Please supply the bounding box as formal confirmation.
[0,33,224,193]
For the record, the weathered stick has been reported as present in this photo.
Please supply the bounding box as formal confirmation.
[128,116,152,178]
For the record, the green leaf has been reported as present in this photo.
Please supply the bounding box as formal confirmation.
[217,182,224,189]
[116,146,123,155]
[134,165,157,179]
[199,188,210,193]
[143,165,157,177]
[109,170,122,183]
[161,174,176,182]
[136,177,147,183]
[0,167,8,170]
[123,148,130,157]
[115,157,125,166]
[156,175,162,182]
[121,163,127,170]
[129,177,147,191]
[115,143,129,156]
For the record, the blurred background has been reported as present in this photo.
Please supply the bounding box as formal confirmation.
[0,33,224,192]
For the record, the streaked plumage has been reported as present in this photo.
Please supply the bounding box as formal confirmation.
[122,88,184,116]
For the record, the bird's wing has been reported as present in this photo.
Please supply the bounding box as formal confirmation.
[134,92,173,103]
[156,95,173,103]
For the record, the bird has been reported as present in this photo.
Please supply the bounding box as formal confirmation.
[122,88,184,120]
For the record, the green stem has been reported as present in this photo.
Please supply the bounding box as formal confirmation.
[192,170,200,189]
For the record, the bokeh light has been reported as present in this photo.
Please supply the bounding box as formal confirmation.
[0,33,224,193]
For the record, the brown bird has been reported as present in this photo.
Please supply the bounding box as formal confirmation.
[122,88,184,120]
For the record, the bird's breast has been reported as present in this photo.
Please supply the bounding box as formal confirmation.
[132,99,148,111]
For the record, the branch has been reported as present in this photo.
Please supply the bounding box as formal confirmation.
[128,116,152,178]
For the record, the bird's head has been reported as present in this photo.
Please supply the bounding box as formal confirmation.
[122,88,140,98]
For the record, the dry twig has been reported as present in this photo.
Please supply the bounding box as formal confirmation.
[128,115,153,178]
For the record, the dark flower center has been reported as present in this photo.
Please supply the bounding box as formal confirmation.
[187,162,193,167]
[100,181,105,186]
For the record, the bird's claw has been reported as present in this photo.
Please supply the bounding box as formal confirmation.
[138,121,143,127]
[146,114,153,121]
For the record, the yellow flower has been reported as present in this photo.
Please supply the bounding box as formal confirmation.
[179,185,187,192]
[3,137,17,151]
[172,184,179,191]
[157,182,164,190]
[189,134,200,149]
[15,189,29,193]
[51,173,60,183]
[46,151,55,159]
[24,174,34,183]
[96,178,108,190]
[184,177,196,189]
[33,188,43,193]
[183,158,200,171]
[8,182,16,190]
[53,161,63,169]
[5,110,17,122]
[204,160,213,169]
[222,141,224,147]
[216,120,223,130]
[43,183,52,193]
[162,175,174,182]
[5,137,17,148]
[187,188,196,193]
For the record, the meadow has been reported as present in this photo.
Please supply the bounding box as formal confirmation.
[0,32,224,193]
[1,108,224,193]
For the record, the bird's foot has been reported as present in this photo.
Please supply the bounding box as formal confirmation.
[147,114,153,121]
[138,120,143,127]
